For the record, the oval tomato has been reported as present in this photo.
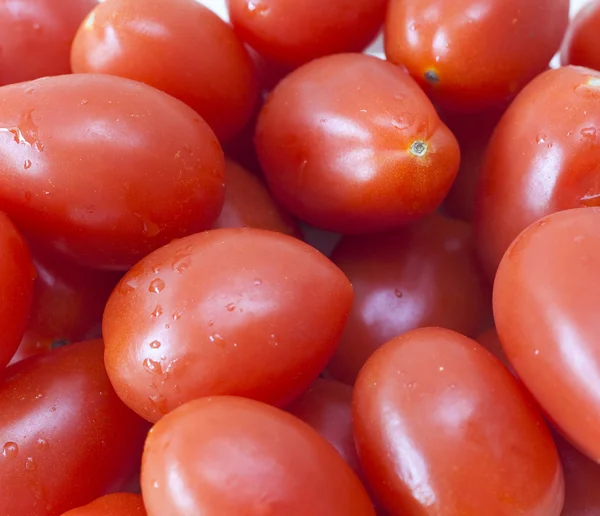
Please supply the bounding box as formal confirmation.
[561,1,600,71]
[0,340,149,516]
[0,0,97,86]
[61,494,146,516]
[71,0,258,143]
[0,73,224,270]
[353,327,564,516]
[385,0,569,111]
[9,247,121,365]
[494,207,600,462]
[226,0,385,69]
[475,66,600,279]
[327,214,491,385]
[141,396,375,515]
[214,159,300,237]
[255,53,460,234]
[103,228,353,422]
[0,212,36,368]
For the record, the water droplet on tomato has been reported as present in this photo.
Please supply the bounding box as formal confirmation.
[225,303,236,312]
[172,255,191,273]
[149,278,165,294]
[581,127,597,142]
[149,340,161,349]
[36,438,48,451]
[25,457,36,471]
[2,442,18,458]
[143,358,163,375]
[536,134,547,144]
[209,333,225,347]
[150,305,163,318]
[394,289,403,298]
[23,159,32,169]
[172,310,183,320]
[254,278,262,286]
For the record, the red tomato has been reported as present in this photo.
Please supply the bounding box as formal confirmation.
[103,228,353,422]
[353,327,564,516]
[440,108,503,221]
[286,378,361,476]
[0,340,149,516]
[327,214,491,385]
[61,494,146,516]
[561,1,600,71]
[9,247,121,365]
[0,212,36,368]
[554,432,600,516]
[141,396,375,515]
[0,73,224,270]
[256,53,460,234]
[0,0,97,86]
[226,0,386,68]
[71,0,258,143]
[494,207,600,462]
[475,66,600,279]
[385,0,569,111]
[214,159,300,237]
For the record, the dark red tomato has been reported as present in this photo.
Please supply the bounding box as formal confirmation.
[286,378,360,476]
[475,328,513,373]
[385,0,569,111]
[61,494,146,516]
[141,396,375,515]
[494,207,600,462]
[0,0,97,86]
[226,0,385,68]
[0,73,224,270]
[0,340,149,516]
[554,432,600,516]
[103,228,353,422]
[475,66,600,280]
[326,214,491,385]
[0,212,35,368]
[353,327,564,516]
[9,247,121,365]
[440,108,503,221]
[71,0,258,143]
[256,54,460,234]
[214,159,300,237]
[561,1,600,71]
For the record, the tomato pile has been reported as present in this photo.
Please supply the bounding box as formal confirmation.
[2,0,600,514]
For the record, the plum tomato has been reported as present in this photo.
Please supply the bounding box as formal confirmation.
[0,212,36,369]
[353,327,564,516]
[61,494,146,516]
[0,0,98,86]
[475,66,600,280]
[0,340,149,516]
[385,0,569,111]
[561,0,600,71]
[226,0,386,68]
[214,159,300,237]
[0,73,224,270]
[103,228,353,422]
[286,378,361,476]
[71,0,258,143]
[494,207,600,463]
[9,247,121,365]
[326,214,491,385]
[255,53,460,234]
[554,432,600,516]
[141,396,375,515]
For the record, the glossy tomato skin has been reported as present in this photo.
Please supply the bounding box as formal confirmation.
[9,247,121,365]
[214,159,300,237]
[0,212,36,368]
[385,0,569,111]
[0,74,224,270]
[103,228,353,422]
[226,0,385,68]
[0,0,97,86]
[475,66,600,279]
[494,207,600,462]
[554,432,600,516]
[0,340,149,516]
[561,1,600,71]
[61,494,146,516]
[327,214,491,385]
[71,0,258,143]
[141,396,375,515]
[353,327,564,516]
[256,54,460,234]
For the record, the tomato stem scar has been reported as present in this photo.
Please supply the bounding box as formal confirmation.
[410,140,428,157]
[424,70,440,84]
